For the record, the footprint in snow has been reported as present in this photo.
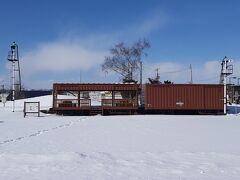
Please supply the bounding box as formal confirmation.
[4,139,13,143]
[15,137,24,141]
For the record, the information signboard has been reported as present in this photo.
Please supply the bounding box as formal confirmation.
[24,102,40,117]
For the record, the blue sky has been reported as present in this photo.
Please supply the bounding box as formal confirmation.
[0,0,240,89]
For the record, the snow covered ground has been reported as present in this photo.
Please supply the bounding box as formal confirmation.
[0,95,240,179]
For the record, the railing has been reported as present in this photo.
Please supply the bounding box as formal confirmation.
[102,99,137,107]
[102,99,113,106]
[55,98,136,109]
[56,99,78,108]
[80,99,91,107]
[56,99,91,108]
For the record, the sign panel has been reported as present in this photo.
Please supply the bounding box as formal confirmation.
[24,102,40,117]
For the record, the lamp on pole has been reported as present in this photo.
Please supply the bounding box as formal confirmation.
[220,56,233,114]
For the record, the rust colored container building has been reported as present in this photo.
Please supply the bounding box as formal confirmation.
[53,83,139,115]
[144,84,224,114]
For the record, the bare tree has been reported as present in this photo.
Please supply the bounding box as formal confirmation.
[102,39,150,83]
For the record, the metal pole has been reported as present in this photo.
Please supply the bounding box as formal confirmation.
[16,44,21,92]
[12,60,15,112]
[190,64,193,84]
[79,70,82,83]
[140,61,143,107]
[7,42,22,111]
[224,78,227,114]
[223,59,227,115]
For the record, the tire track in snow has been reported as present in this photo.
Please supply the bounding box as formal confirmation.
[0,117,88,146]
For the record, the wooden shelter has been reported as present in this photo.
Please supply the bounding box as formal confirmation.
[53,83,139,115]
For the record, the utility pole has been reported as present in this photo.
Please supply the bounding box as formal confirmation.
[189,64,193,84]
[156,68,160,82]
[140,61,143,107]
[79,70,82,83]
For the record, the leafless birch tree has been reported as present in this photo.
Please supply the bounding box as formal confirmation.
[102,39,150,83]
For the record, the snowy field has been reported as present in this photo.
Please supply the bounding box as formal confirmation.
[0,96,240,180]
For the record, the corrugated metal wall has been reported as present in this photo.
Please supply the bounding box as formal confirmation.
[145,84,223,110]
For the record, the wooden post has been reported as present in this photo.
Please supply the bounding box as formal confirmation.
[78,91,80,108]
[38,101,40,117]
[24,101,26,118]
[112,91,114,107]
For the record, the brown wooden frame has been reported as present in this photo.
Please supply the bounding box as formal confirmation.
[53,83,139,114]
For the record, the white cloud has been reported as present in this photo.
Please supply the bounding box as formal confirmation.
[19,8,169,72]
[0,9,173,89]
[194,61,221,83]
[119,10,169,40]
[21,40,106,75]
[135,11,169,35]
